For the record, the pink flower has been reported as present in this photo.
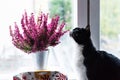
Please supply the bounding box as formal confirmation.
[9,11,68,53]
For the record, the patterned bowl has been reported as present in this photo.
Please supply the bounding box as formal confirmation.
[13,71,68,80]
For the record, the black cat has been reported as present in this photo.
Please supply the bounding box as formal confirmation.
[70,25,120,80]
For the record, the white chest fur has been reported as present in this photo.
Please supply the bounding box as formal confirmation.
[72,43,88,80]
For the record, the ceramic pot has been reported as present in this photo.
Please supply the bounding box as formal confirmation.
[32,50,49,70]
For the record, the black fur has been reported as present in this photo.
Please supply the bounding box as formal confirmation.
[70,26,120,80]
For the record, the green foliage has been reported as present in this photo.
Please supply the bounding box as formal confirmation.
[100,0,120,38]
[49,0,72,30]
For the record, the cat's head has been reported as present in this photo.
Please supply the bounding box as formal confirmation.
[70,25,91,45]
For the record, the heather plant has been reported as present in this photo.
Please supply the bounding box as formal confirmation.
[9,11,68,53]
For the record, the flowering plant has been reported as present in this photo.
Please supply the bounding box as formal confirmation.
[9,12,68,53]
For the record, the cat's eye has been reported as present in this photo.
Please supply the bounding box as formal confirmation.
[75,34,79,37]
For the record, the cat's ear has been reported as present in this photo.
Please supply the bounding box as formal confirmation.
[85,25,91,37]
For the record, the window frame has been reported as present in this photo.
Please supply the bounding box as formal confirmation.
[77,0,100,49]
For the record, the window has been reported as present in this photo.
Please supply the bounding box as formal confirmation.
[100,0,120,58]
[0,0,34,79]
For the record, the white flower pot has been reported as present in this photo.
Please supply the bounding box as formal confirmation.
[32,51,49,70]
